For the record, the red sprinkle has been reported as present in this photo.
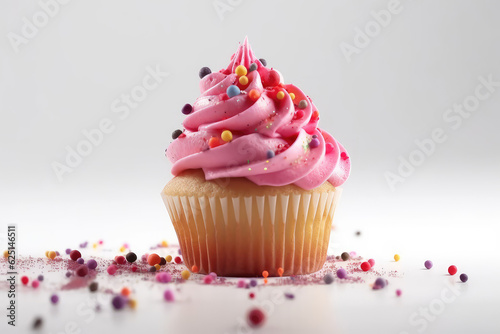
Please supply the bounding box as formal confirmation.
[21,276,29,285]
[247,308,266,328]
[174,256,182,264]
[70,250,81,261]
[360,262,371,272]
[249,292,255,299]
[115,256,126,265]
[448,265,457,276]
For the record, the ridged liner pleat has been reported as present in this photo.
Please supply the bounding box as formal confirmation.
[161,189,341,277]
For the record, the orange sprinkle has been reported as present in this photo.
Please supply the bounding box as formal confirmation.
[311,110,320,120]
[208,137,221,148]
[248,89,261,101]
[262,270,269,278]
[154,264,161,270]
[191,265,199,273]
[277,267,284,277]
[121,287,131,297]
[264,278,268,284]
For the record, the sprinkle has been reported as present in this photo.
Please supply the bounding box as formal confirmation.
[266,150,275,159]
[337,268,347,279]
[311,110,320,120]
[259,58,267,66]
[191,265,199,273]
[161,240,168,247]
[226,85,240,98]
[154,264,161,271]
[238,75,249,85]
[172,129,183,140]
[424,260,433,269]
[237,280,245,288]
[396,289,402,297]
[325,143,334,154]
[112,295,126,310]
[181,103,193,115]
[203,275,213,284]
[460,273,468,282]
[32,317,43,329]
[373,277,386,289]
[265,70,280,87]
[276,267,284,277]
[76,258,84,264]
[75,265,89,277]
[249,292,255,299]
[37,275,44,282]
[141,254,149,263]
[248,89,260,101]
[235,65,247,76]
[294,109,304,120]
[21,276,29,285]
[249,63,258,72]
[121,287,131,297]
[165,255,172,263]
[284,293,295,299]
[341,152,349,160]
[264,167,267,171]
[126,252,137,263]
[208,136,220,148]
[128,299,137,309]
[276,91,285,100]
[221,130,233,142]
[156,272,172,283]
[448,265,457,276]
[107,265,118,275]
[289,92,296,100]
[119,246,126,253]
[199,67,211,79]
[209,272,218,280]
[32,280,40,288]
[247,308,266,328]
[48,251,57,260]
[368,259,375,267]
[44,251,49,258]
[164,289,175,302]
[262,270,269,278]
[264,278,268,284]
[341,252,350,261]
[149,266,157,272]
[131,266,138,272]
[65,248,71,255]
[323,273,334,284]
[298,100,308,109]
[394,254,400,262]
[361,262,371,271]
[50,294,59,304]
[89,282,98,292]
[147,254,161,266]
[181,270,191,280]
[65,272,72,278]
[248,168,252,171]
[160,257,166,266]
[309,138,320,148]
[174,256,182,264]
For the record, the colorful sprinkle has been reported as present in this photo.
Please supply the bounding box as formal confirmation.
[2,250,9,258]
[249,279,257,287]
[199,67,211,79]
[32,280,40,288]
[373,277,386,289]
[181,270,191,280]
[460,273,468,282]
[208,137,220,149]
[181,103,193,115]
[248,89,260,101]
[227,85,240,98]
[76,258,84,264]
[239,75,249,85]
[37,275,44,282]
[298,100,308,109]
[394,254,400,262]
[89,282,98,292]
[165,255,172,263]
[341,252,350,261]
[360,262,371,272]
[368,259,375,267]
[249,63,258,72]
[147,254,161,266]
[50,294,59,304]
[424,260,433,269]
[149,266,156,272]
[203,275,213,284]
[396,289,402,297]
[128,299,137,309]
[237,280,246,288]
[311,110,320,120]
[76,265,89,277]
[221,130,233,142]
[323,273,334,284]
[325,142,334,153]
[48,251,57,260]
[156,272,172,283]
[174,256,182,264]
[336,268,347,279]
[294,109,304,120]
[259,58,267,66]
[247,308,266,328]
[289,92,296,100]
[448,265,457,276]
[191,265,199,273]
[126,252,137,263]
[235,65,247,76]
[265,70,280,87]
[121,287,131,297]
[309,138,320,148]
[277,267,284,277]
[266,150,275,159]
[112,295,126,310]
[154,264,161,271]
[21,276,29,285]
[107,265,118,275]
[172,129,183,140]
[262,270,269,278]
[249,292,255,299]
[276,90,285,100]
[164,289,175,302]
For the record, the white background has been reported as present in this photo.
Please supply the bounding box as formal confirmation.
[1,0,500,333]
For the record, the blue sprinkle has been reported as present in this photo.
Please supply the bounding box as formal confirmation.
[266,150,275,159]
[226,85,240,98]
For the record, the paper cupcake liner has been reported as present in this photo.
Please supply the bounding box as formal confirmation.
[161,189,342,277]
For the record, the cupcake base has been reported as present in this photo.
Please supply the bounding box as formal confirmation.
[161,169,342,277]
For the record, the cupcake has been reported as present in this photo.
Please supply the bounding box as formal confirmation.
[162,38,350,277]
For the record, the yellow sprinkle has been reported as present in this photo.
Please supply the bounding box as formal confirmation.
[3,250,9,258]
[48,251,57,260]
[221,130,233,142]
[235,65,247,76]
[239,75,249,85]
[154,264,161,270]
[128,299,137,309]
[394,254,400,262]
[45,251,49,258]
[266,160,269,163]
[181,270,191,280]
[161,240,168,247]
[165,255,172,263]
[264,167,267,171]
[289,93,296,100]
[248,168,252,171]
[276,91,285,100]
[93,243,98,249]
[119,246,126,253]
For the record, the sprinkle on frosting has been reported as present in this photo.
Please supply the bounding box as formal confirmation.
[166,38,350,189]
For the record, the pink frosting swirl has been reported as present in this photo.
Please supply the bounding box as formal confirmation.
[166,38,350,190]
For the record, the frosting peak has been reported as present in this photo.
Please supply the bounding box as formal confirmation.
[166,39,350,189]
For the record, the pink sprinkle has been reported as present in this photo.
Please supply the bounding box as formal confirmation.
[141,254,148,263]
[368,259,375,267]
[156,272,172,283]
[32,280,40,288]
[349,251,357,258]
[107,265,118,275]
[164,289,174,302]
[396,289,402,297]
[237,280,246,288]
[203,275,213,284]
